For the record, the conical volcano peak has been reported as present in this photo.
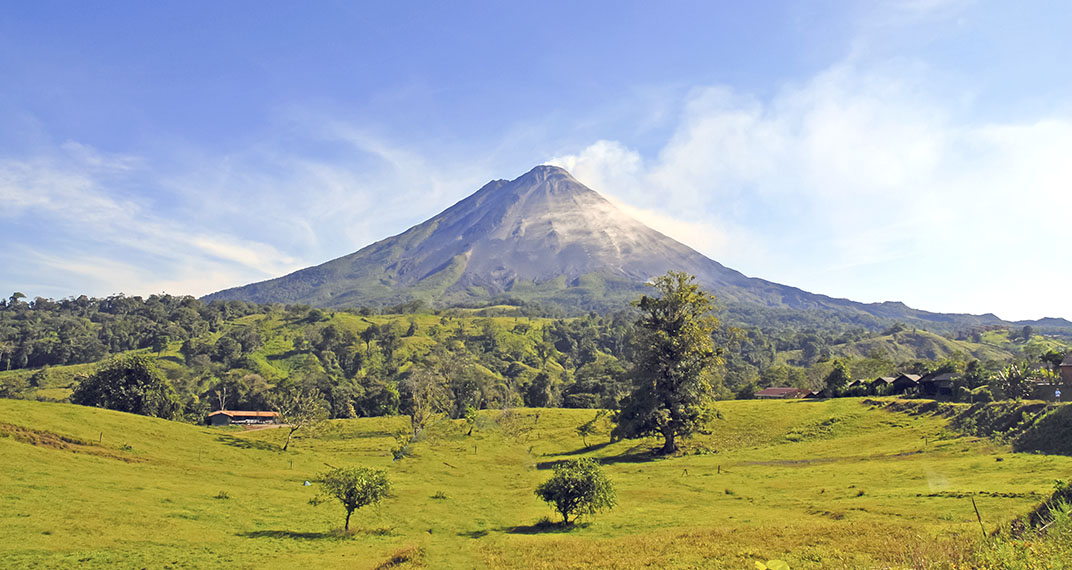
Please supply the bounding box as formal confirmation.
[206,164,807,313]
[503,164,590,199]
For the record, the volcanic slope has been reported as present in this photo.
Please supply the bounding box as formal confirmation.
[204,165,1024,329]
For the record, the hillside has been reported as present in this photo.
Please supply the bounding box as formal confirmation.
[3,398,1071,568]
[832,330,1014,362]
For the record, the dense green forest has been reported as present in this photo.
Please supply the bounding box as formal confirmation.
[1,291,1069,423]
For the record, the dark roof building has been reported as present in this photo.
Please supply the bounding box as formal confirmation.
[890,374,922,395]
[918,372,957,398]
[208,410,280,426]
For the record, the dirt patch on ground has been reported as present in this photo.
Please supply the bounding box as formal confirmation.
[0,422,146,462]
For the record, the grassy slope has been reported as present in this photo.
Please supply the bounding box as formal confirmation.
[779,329,1019,364]
[3,398,1071,569]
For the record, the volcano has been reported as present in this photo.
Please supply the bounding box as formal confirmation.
[204,165,1028,330]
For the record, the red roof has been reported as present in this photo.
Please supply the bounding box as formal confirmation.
[208,410,279,418]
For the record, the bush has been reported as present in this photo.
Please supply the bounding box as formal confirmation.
[535,458,616,524]
[71,354,179,419]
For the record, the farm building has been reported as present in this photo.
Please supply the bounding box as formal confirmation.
[918,372,957,398]
[207,410,280,426]
[870,377,897,392]
[1062,354,1072,384]
[891,374,922,395]
[755,387,814,399]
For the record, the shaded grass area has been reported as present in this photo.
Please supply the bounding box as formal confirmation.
[866,398,1072,455]
[2,397,1072,568]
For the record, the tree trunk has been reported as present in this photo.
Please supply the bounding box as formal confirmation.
[660,426,677,455]
[283,426,297,451]
[345,510,352,531]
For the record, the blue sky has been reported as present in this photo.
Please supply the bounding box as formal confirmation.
[2,1,1070,320]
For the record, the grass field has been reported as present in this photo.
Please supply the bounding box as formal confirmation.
[2,398,1070,569]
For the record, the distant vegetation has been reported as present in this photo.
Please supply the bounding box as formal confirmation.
[1,281,1070,425]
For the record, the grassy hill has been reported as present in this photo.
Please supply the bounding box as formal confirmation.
[833,329,1015,362]
[3,398,1071,568]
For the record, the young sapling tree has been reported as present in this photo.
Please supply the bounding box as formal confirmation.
[310,467,390,531]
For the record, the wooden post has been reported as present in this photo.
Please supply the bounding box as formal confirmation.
[972,496,986,539]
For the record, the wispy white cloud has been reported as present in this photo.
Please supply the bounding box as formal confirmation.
[548,61,1072,320]
[0,118,501,300]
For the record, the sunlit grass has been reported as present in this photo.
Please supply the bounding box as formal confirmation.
[2,398,1070,568]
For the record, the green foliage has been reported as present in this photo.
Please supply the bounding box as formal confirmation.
[995,363,1034,400]
[613,272,722,454]
[534,458,616,524]
[310,467,390,530]
[70,354,180,419]
[576,410,606,448]
[824,359,851,396]
[273,387,329,451]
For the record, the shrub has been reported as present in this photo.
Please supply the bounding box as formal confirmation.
[534,458,616,524]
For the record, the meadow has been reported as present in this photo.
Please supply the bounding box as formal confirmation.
[2,397,1070,569]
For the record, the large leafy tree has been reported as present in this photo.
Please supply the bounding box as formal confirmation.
[612,271,722,454]
[71,354,180,419]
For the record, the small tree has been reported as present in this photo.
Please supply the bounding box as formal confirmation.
[535,458,616,524]
[824,359,851,397]
[310,467,390,531]
[273,388,328,451]
[576,410,606,448]
[401,366,449,436]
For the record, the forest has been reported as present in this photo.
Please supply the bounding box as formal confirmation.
[1,287,1069,424]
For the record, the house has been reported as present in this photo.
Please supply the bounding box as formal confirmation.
[870,377,897,393]
[918,372,957,398]
[756,387,814,399]
[207,410,280,426]
[1061,354,1072,385]
[890,374,922,395]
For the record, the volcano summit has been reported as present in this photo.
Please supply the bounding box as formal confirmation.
[205,165,1024,330]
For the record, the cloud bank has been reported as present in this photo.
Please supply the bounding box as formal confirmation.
[549,62,1072,320]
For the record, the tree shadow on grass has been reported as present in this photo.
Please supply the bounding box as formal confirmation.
[505,520,590,534]
[548,441,612,457]
[215,434,281,452]
[238,530,342,540]
[457,520,590,538]
[239,527,394,540]
[536,449,661,470]
[267,350,300,361]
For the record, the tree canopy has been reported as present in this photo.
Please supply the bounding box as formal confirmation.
[612,271,722,454]
[310,466,390,531]
[534,457,616,524]
[71,354,180,419]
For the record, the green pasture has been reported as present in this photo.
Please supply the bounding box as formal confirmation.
[2,398,1070,569]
